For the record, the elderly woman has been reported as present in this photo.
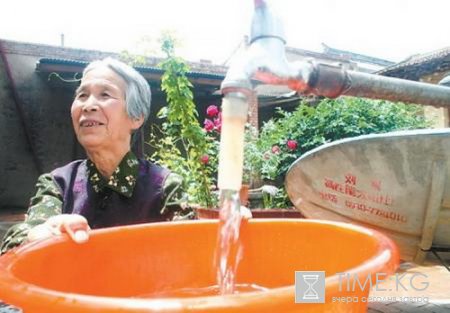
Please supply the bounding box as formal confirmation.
[1,58,184,254]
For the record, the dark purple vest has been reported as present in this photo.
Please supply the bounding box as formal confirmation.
[51,159,171,229]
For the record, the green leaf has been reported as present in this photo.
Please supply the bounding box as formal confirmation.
[157,106,169,119]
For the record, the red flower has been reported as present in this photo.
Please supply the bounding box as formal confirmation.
[204,119,214,132]
[287,140,298,151]
[200,154,209,164]
[271,145,280,154]
[206,105,219,117]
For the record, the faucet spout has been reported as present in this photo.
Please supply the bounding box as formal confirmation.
[221,0,292,95]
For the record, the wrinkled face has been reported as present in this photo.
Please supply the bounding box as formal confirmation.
[71,66,142,152]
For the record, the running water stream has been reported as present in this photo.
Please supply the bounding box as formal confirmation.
[215,92,249,294]
[137,92,258,298]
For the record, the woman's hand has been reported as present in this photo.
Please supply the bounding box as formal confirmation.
[27,214,90,244]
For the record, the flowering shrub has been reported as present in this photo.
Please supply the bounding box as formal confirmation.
[253,97,432,207]
[148,39,218,208]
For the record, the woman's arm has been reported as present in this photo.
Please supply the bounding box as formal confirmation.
[0,173,63,254]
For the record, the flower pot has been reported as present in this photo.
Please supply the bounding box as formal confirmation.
[196,207,304,219]
[240,184,250,206]
[0,220,399,312]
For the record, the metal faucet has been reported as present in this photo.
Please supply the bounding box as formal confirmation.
[221,0,292,96]
[221,0,450,107]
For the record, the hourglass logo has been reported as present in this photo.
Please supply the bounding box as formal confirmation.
[295,271,325,303]
[0,301,22,312]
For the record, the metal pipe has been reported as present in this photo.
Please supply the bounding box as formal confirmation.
[283,61,450,108]
[343,71,450,107]
[222,1,450,108]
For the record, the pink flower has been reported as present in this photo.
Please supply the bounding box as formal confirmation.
[271,145,280,154]
[200,154,209,164]
[206,105,219,117]
[213,117,222,132]
[204,119,214,132]
[287,140,298,151]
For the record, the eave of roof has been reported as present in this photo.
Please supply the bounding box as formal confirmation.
[36,58,225,87]
[322,44,395,67]
[377,47,450,79]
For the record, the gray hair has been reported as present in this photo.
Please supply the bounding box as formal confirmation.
[83,57,152,122]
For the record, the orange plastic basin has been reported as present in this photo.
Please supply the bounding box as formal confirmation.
[0,220,398,312]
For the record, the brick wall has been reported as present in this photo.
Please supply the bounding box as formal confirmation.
[248,92,259,131]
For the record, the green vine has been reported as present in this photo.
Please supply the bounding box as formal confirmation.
[148,36,217,208]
